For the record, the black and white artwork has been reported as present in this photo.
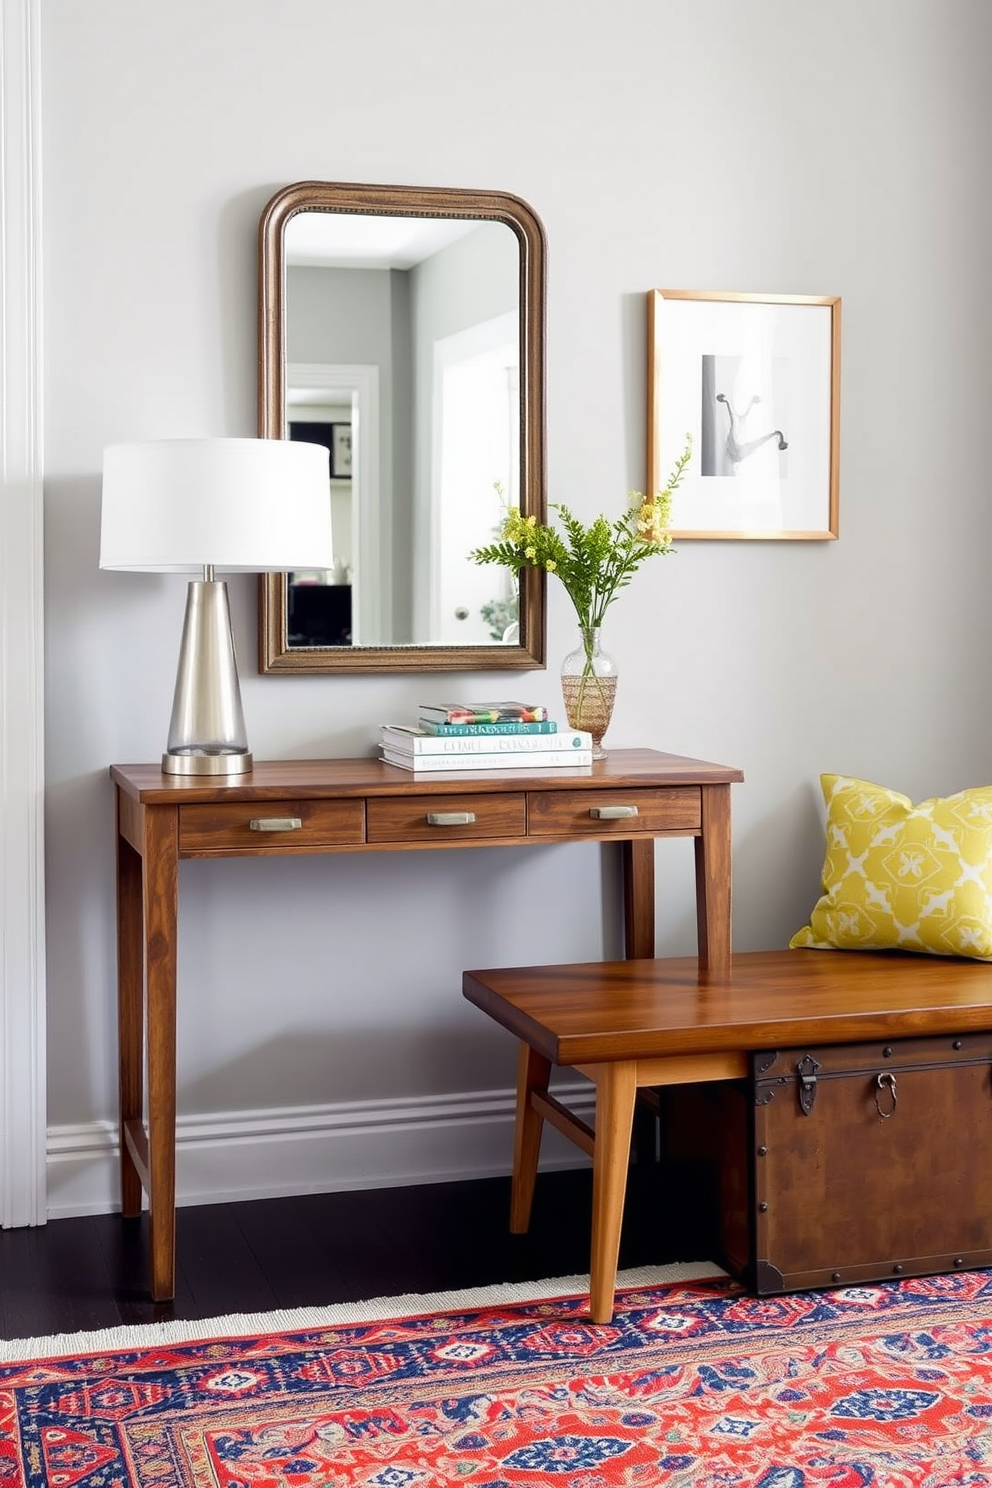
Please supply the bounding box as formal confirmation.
[648,290,839,540]
[700,355,789,479]
[330,423,353,479]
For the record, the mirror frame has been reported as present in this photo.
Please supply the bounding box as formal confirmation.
[257,180,547,674]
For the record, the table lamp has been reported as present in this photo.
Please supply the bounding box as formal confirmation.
[100,437,333,776]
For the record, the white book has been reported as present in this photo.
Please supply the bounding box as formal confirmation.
[380,724,592,756]
[379,747,593,772]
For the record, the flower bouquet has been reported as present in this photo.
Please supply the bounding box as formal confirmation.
[470,438,691,755]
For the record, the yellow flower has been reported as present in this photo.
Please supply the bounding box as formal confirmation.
[470,433,689,627]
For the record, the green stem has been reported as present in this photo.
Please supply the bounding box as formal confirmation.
[573,626,611,722]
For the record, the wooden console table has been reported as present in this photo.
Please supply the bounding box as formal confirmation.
[110,748,743,1300]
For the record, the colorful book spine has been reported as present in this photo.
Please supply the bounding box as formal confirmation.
[419,719,558,736]
[380,726,591,756]
[380,747,593,772]
[419,702,549,724]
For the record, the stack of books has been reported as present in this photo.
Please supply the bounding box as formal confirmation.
[379,702,593,771]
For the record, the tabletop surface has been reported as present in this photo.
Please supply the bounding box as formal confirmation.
[462,949,992,1063]
[110,749,745,804]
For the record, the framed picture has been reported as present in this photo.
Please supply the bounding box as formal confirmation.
[288,419,353,482]
[330,422,353,480]
[648,289,841,540]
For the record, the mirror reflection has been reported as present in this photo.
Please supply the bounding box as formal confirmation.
[257,182,547,675]
[286,214,519,649]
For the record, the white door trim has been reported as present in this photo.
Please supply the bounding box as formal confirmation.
[287,363,384,642]
[0,0,47,1227]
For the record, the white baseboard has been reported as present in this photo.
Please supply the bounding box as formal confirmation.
[45,1081,596,1219]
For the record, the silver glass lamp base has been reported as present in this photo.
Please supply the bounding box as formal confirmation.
[162,576,254,777]
[162,749,254,777]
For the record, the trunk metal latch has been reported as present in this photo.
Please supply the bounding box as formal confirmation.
[796,1054,820,1114]
[874,1070,898,1119]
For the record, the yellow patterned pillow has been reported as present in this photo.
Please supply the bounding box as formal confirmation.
[790,774,992,960]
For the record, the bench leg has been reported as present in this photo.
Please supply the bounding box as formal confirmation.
[510,1042,552,1233]
[589,1061,637,1324]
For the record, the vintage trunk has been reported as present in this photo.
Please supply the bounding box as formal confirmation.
[718,1032,992,1294]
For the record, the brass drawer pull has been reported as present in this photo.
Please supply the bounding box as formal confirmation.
[427,811,477,827]
[590,804,639,820]
[249,817,303,832]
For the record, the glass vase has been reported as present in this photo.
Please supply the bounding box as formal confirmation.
[560,626,618,759]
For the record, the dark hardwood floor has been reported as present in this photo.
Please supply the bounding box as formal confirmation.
[0,1158,719,1341]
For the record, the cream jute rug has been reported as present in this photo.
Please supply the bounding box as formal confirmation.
[0,1260,726,1362]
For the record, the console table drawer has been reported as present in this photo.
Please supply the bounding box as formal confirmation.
[367,793,527,844]
[179,800,366,853]
[528,787,701,836]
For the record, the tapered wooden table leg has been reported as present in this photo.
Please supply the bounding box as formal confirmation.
[116,826,144,1219]
[143,806,179,1302]
[511,1042,552,1233]
[621,838,656,960]
[695,783,733,978]
[589,1061,637,1323]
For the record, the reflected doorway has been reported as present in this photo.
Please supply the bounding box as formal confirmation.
[428,311,520,646]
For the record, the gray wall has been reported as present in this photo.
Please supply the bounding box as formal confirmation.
[39,0,992,1212]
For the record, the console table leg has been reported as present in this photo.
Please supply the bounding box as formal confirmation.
[511,1043,552,1233]
[589,1061,637,1323]
[695,783,732,977]
[621,839,655,959]
[143,806,179,1302]
[116,829,144,1219]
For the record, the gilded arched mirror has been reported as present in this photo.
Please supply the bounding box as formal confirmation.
[257,180,547,673]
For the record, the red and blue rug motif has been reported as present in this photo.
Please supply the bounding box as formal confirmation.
[5,1270,992,1485]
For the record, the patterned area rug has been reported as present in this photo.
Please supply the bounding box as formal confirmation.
[3,1266,992,1485]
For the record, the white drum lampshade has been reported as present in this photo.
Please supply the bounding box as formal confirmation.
[100,438,333,775]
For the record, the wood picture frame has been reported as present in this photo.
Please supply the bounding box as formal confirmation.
[648,289,841,540]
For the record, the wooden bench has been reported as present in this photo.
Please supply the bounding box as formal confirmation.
[462,948,992,1321]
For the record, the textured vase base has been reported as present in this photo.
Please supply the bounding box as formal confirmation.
[560,673,617,759]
